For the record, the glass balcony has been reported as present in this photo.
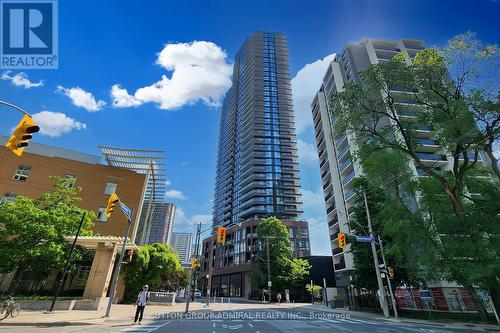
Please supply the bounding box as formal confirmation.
[417,138,439,146]
[416,152,447,161]
[342,170,356,186]
[332,247,343,255]
[344,188,357,201]
[337,145,350,160]
[335,133,347,148]
[339,158,352,173]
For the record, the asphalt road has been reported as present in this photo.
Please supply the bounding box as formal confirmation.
[0,307,486,333]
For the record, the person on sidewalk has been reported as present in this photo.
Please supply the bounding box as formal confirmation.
[133,285,149,325]
[277,292,282,305]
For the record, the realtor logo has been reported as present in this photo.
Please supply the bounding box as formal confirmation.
[1,0,58,69]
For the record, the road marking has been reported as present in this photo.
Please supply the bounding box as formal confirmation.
[213,322,216,327]
[345,318,380,325]
[248,323,254,327]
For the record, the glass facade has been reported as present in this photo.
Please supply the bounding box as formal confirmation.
[213,32,303,227]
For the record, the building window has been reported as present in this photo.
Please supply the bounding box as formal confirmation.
[96,207,107,222]
[12,166,31,181]
[104,182,117,195]
[64,175,77,188]
[0,193,16,204]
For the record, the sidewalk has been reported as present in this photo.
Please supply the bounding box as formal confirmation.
[0,301,297,327]
[299,303,500,332]
[0,303,190,327]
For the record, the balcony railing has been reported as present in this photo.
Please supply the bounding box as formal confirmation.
[416,152,447,161]
[332,247,343,255]
[342,170,356,186]
[417,138,439,146]
[334,261,346,270]
[337,145,350,160]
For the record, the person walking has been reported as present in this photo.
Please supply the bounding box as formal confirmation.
[133,285,149,325]
[277,292,282,305]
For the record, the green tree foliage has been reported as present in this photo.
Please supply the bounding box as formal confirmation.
[305,284,323,301]
[252,217,310,292]
[331,32,500,318]
[0,177,95,290]
[122,243,185,302]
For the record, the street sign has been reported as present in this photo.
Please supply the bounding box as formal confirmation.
[268,281,272,287]
[381,273,386,278]
[120,201,132,220]
[356,236,375,243]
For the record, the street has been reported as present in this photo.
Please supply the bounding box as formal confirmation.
[0,306,488,333]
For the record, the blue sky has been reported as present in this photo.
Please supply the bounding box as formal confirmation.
[1,0,499,254]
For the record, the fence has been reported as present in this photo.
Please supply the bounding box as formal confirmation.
[148,292,176,306]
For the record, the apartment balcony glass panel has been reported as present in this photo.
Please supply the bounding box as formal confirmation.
[337,145,350,160]
[416,152,447,161]
[342,170,356,187]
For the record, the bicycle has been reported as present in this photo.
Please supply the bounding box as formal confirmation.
[0,296,20,320]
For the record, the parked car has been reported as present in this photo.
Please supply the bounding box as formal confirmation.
[194,291,202,298]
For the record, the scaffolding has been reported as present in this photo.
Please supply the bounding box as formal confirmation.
[99,146,167,245]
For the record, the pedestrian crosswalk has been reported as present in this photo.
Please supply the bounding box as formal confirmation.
[117,321,170,333]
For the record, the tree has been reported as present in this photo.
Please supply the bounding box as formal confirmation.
[306,284,323,302]
[331,32,500,318]
[0,176,95,293]
[159,267,189,292]
[252,217,310,294]
[122,243,184,302]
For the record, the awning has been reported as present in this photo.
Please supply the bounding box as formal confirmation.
[63,235,139,250]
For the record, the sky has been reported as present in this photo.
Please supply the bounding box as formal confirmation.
[1,0,499,255]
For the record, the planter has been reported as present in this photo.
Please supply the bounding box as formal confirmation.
[17,299,76,311]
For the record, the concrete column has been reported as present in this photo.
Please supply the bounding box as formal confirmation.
[83,242,117,299]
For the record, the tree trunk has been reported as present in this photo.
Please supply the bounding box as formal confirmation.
[467,286,488,322]
[487,277,500,324]
[441,181,467,223]
[485,146,500,181]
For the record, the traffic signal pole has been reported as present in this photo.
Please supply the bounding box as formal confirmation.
[206,227,215,308]
[363,192,389,318]
[105,211,133,317]
[378,235,398,318]
[266,236,272,303]
[46,212,86,313]
[185,223,201,313]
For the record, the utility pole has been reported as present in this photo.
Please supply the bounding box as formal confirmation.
[266,236,272,303]
[185,223,201,313]
[363,192,389,318]
[105,211,133,318]
[323,277,328,306]
[378,236,398,318]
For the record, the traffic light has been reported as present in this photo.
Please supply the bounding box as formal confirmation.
[217,226,226,244]
[191,257,199,269]
[105,193,120,218]
[387,267,395,279]
[6,114,40,156]
[338,232,346,248]
[123,249,134,264]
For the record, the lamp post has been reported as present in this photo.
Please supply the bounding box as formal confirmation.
[46,211,86,313]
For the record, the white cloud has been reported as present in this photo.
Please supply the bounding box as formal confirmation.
[305,216,331,255]
[302,187,326,213]
[110,84,142,108]
[291,54,336,134]
[165,189,187,200]
[1,70,43,88]
[31,111,86,137]
[110,41,232,110]
[175,207,212,226]
[297,139,319,166]
[165,180,172,186]
[57,85,106,112]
